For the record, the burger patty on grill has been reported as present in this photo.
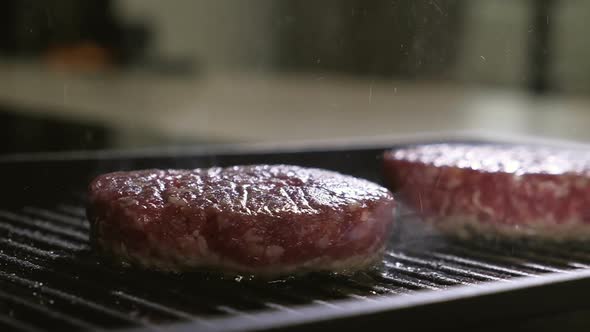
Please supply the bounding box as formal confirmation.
[87,165,395,275]
[383,144,590,240]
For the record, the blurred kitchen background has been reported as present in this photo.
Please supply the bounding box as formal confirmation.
[0,0,588,154]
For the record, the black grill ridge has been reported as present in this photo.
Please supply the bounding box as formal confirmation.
[0,204,589,331]
[2,140,590,331]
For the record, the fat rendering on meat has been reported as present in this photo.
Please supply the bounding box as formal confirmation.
[87,165,395,276]
[384,144,590,240]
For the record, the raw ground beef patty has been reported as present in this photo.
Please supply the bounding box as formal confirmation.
[384,144,590,240]
[87,165,395,275]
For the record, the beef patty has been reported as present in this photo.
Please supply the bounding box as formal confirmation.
[384,144,590,240]
[87,165,395,275]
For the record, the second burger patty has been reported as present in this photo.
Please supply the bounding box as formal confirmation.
[384,144,590,240]
[87,165,395,276]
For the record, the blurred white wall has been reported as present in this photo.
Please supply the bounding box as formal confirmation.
[115,0,276,70]
[453,1,529,87]
[454,0,590,94]
[113,1,590,94]
[553,1,590,93]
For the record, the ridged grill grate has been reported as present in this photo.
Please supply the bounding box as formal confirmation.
[0,202,589,331]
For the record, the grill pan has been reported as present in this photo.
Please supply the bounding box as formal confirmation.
[2,137,590,331]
